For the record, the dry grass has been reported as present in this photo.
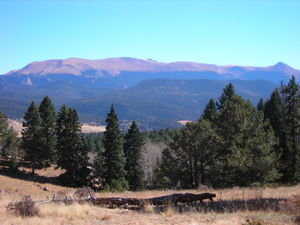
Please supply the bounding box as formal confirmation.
[81,124,106,133]
[0,167,299,224]
[39,203,93,219]
[7,119,106,136]
[162,204,175,217]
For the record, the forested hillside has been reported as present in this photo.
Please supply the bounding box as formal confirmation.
[1,76,299,190]
[0,79,278,130]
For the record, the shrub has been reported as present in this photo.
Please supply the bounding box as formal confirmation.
[104,178,128,192]
[6,195,39,217]
[73,187,96,200]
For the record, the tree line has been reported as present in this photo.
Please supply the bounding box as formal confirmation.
[155,76,300,188]
[0,76,299,190]
[0,98,145,191]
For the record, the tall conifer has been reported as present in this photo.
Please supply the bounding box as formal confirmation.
[216,94,279,186]
[281,76,300,181]
[103,105,127,190]
[56,105,90,186]
[257,98,265,111]
[264,89,284,137]
[39,96,56,165]
[217,83,235,110]
[21,102,43,174]
[202,98,217,121]
[124,121,145,190]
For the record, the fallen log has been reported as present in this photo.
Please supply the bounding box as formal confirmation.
[7,190,217,214]
[145,192,216,205]
[94,197,143,207]
[41,192,216,207]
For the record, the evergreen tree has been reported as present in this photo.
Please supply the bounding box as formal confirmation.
[217,83,235,110]
[103,105,127,191]
[216,94,279,186]
[264,89,284,137]
[21,102,44,174]
[56,104,70,168]
[202,99,217,121]
[157,120,221,188]
[39,96,56,165]
[124,121,145,190]
[154,147,178,188]
[264,89,285,180]
[56,105,90,186]
[281,76,300,182]
[0,112,19,166]
[257,98,265,111]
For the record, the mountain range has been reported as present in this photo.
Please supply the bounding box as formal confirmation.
[1,57,299,130]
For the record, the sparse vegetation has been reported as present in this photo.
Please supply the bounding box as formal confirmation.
[6,195,39,217]
[1,169,299,224]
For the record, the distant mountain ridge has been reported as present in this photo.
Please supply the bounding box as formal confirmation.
[0,57,298,129]
[4,57,300,80]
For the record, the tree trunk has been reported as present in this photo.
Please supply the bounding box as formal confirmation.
[31,165,35,175]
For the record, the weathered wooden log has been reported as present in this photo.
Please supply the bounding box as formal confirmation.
[145,192,216,205]
[94,197,143,206]
[25,192,216,208]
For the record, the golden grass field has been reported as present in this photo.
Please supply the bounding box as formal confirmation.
[0,166,299,225]
[8,119,106,136]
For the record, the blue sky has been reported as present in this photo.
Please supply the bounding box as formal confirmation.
[0,0,300,74]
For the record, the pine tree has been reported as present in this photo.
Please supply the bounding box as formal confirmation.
[0,111,19,163]
[169,120,222,188]
[281,76,300,182]
[156,119,222,189]
[202,98,217,121]
[257,98,265,111]
[56,104,70,168]
[56,105,90,186]
[39,96,56,165]
[264,89,285,180]
[217,83,235,110]
[21,102,44,174]
[124,121,145,190]
[264,89,284,137]
[103,105,127,191]
[154,147,178,188]
[216,94,279,186]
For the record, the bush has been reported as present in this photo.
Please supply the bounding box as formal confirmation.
[104,179,128,192]
[6,195,39,217]
[73,187,96,200]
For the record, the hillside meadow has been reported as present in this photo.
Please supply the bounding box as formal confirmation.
[0,167,299,225]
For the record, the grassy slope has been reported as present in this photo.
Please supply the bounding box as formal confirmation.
[0,167,299,225]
